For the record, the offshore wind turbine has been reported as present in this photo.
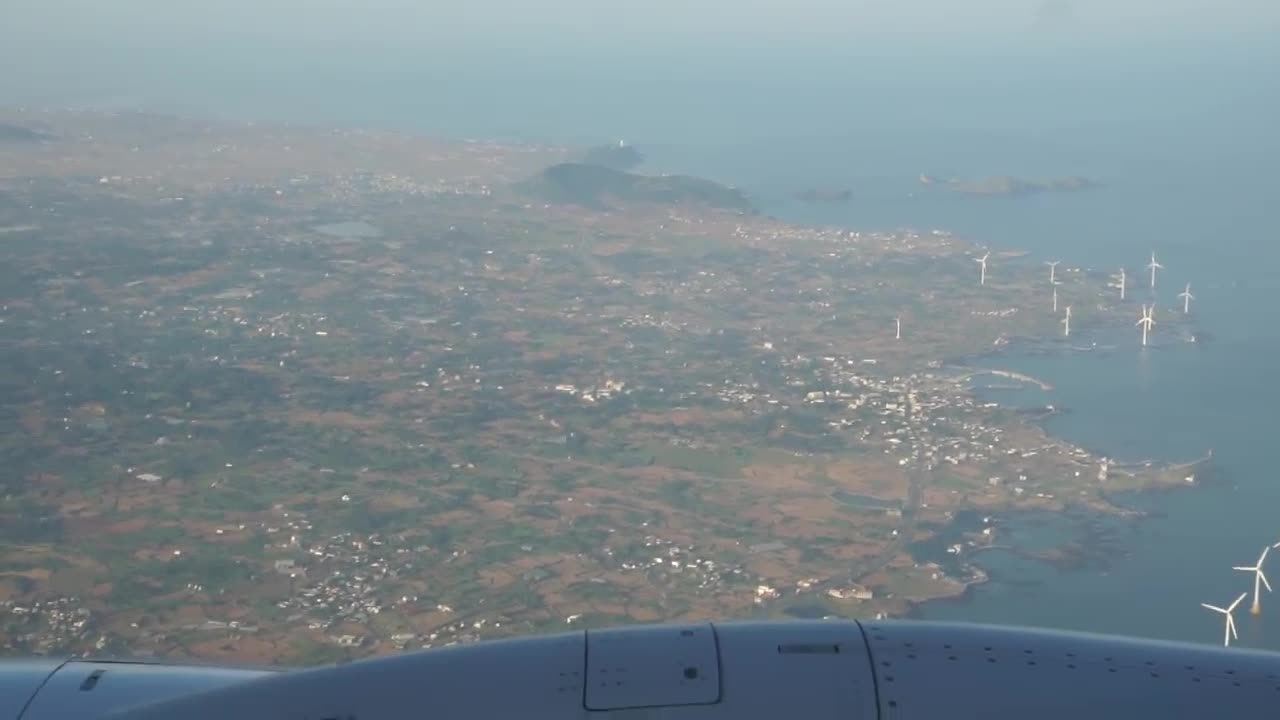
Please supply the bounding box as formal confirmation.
[895,316,901,341]
[1179,283,1195,314]
[1052,284,1059,313]
[1061,306,1072,337]
[1137,304,1155,347]
[1147,252,1163,289]
[1118,267,1127,300]
[1046,260,1060,285]
[977,252,990,286]
[1201,592,1247,647]
[1233,546,1272,615]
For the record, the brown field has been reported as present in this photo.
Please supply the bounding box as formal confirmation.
[632,407,742,428]
[152,264,230,293]
[297,280,345,301]
[739,461,809,486]
[188,636,284,664]
[19,404,46,437]
[0,568,52,582]
[287,409,386,430]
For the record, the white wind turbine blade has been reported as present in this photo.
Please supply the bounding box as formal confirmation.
[1232,566,1256,572]
[1262,571,1273,593]
[1272,541,1280,549]
[1228,592,1248,612]
[1260,546,1270,565]
[1201,603,1227,613]
[1228,614,1238,641]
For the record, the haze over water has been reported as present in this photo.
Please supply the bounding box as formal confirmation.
[5,22,1278,647]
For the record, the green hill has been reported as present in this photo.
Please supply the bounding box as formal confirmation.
[0,123,51,143]
[530,163,754,213]
[581,143,644,171]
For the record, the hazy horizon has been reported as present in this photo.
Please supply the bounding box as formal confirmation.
[6,0,1280,48]
[3,0,1278,93]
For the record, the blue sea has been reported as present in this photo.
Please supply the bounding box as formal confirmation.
[6,38,1279,648]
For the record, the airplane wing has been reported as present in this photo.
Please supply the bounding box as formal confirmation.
[3,620,1278,719]
[0,658,270,720]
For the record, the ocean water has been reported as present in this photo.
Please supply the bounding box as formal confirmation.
[6,38,1280,648]
[632,48,1280,649]
[703,133,1280,648]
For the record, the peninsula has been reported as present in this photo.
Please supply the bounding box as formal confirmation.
[0,108,1193,665]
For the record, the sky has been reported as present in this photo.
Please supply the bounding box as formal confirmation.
[4,0,1279,56]
[2,0,1276,138]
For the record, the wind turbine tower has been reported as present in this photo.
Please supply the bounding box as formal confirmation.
[1046,260,1060,285]
[1201,592,1248,647]
[1233,546,1272,615]
[1179,283,1195,314]
[1147,252,1163,289]
[1119,267,1127,300]
[895,317,901,341]
[1137,304,1155,347]
[1062,306,1072,337]
[1052,284,1059,313]
[977,252,990,287]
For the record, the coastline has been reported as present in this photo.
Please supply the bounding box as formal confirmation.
[892,407,1215,619]
[896,384,1214,616]
[954,366,1055,391]
[748,195,1212,622]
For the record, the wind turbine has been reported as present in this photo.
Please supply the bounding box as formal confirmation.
[1201,592,1247,647]
[1118,267,1127,300]
[1233,546,1272,615]
[1147,252,1163,289]
[1052,284,1059,313]
[977,252,990,286]
[1061,306,1071,337]
[1137,304,1155,347]
[1045,260,1060,285]
[895,316,901,341]
[1178,283,1195,314]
